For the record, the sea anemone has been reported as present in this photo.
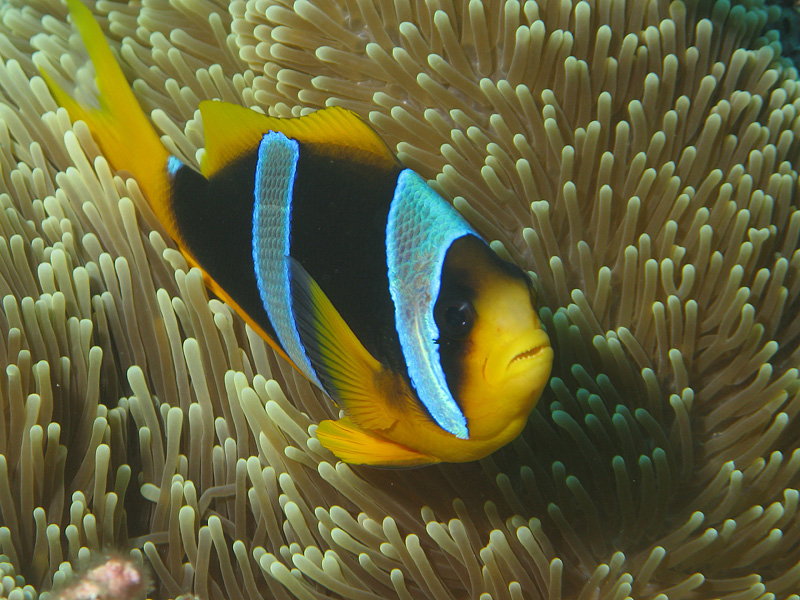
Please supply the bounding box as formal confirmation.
[1,0,800,598]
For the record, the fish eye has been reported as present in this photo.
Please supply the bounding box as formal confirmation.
[437,300,474,339]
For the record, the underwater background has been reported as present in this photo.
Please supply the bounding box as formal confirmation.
[1,0,800,598]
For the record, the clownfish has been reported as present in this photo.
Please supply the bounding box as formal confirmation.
[43,0,553,467]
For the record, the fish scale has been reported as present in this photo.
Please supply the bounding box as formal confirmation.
[252,131,322,388]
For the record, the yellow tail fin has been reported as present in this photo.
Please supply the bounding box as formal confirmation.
[40,0,173,232]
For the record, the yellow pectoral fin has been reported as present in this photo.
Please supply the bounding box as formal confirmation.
[316,418,439,467]
[290,258,400,431]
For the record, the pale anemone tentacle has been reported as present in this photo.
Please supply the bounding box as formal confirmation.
[0,0,799,599]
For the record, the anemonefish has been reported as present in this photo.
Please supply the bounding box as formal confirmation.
[43,0,553,467]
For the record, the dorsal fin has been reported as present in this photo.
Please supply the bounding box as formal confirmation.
[199,101,400,178]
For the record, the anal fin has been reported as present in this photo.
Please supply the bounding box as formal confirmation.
[316,418,439,467]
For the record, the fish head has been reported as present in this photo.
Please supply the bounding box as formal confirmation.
[435,235,553,441]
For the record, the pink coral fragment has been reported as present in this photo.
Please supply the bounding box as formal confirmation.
[56,556,147,600]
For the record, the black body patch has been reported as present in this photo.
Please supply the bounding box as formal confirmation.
[169,153,282,346]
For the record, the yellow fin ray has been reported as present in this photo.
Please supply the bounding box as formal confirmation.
[316,418,439,467]
[290,258,401,431]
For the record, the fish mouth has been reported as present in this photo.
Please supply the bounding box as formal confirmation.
[504,329,551,372]
[509,344,547,365]
[481,329,551,386]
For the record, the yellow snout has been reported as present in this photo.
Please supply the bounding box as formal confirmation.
[460,274,553,441]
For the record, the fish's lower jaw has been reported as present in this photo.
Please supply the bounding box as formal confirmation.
[481,329,551,388]
[503,345,554,403]
[504,330,552,374]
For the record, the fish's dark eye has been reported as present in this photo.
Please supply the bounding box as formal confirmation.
[437,301,474,338]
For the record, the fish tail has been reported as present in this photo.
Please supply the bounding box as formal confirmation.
[41,0,173,229]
